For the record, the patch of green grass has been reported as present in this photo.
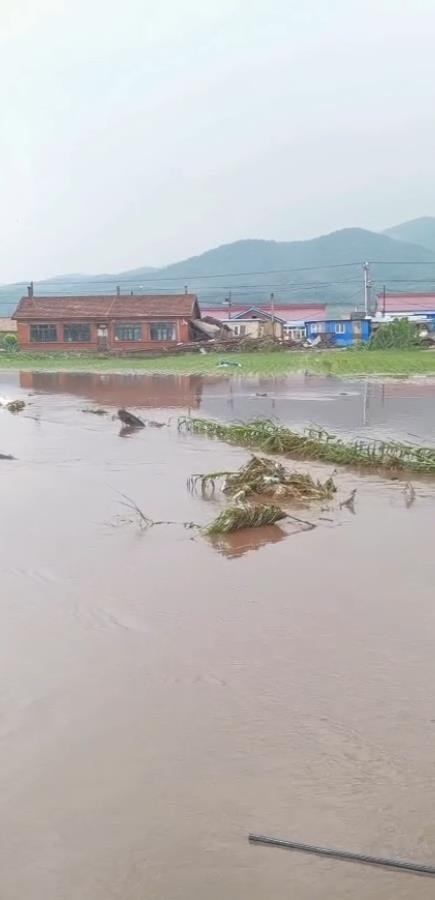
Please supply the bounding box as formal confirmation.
[179,417,435,474]
[1,348,435,376]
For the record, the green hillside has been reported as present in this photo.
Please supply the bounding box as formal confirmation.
[2,227,435,316]
[383,217,435,253]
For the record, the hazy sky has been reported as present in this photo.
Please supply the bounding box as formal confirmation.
[1,0,435,281]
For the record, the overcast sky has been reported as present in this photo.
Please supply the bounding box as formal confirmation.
[1,0,435,281]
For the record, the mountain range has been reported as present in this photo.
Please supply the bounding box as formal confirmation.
[2,217,435,316]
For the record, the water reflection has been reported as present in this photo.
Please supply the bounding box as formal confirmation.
[209,524,287,558]
[20,371,204,410]
[18,369,435,444]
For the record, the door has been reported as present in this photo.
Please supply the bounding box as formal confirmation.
[97,324,108,351]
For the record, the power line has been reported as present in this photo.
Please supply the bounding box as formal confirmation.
[3,258,435,293]
[370,260,435,265]
[0,261,365,291]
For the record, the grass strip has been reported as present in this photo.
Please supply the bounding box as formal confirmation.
[179,416,435,474]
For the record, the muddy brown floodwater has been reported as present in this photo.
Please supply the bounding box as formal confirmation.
[1,371,435,900]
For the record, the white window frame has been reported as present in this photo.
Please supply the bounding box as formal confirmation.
[310,322,324,335]
[335,322,346,334]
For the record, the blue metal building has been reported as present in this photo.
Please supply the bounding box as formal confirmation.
[305,317,372,347]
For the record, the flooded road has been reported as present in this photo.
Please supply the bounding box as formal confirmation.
[1,371,435,899]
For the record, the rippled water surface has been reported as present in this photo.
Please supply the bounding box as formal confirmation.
[1,371,435,899]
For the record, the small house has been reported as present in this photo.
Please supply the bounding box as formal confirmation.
[13,291,200,352]
[305,317,371,347]
[200,303,326,341]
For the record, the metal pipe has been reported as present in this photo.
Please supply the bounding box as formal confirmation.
[248,834,435,877]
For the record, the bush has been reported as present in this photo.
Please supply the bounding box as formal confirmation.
[0,333,18,351]
[369,318,421,350]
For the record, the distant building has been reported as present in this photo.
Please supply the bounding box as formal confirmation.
[13,292,200,352]
[0,317,17,334]
[200,303,327,341]
[305,317,372,347]
[375,292,435,322]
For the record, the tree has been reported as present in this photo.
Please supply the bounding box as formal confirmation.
[369,317,421,350]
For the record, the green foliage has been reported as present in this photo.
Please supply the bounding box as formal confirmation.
[0,333,18,351]
[205,502,286,535]
[369,318,421,350]
[179,417,435,474]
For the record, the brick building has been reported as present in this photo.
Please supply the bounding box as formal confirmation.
[13,292,200,352]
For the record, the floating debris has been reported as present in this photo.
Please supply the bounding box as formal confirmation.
[145,419,167,428]
[205,502,287,535]
[117,408,145,428]
[248,833,435,878]
[179,417,435,474]
[116,492,198,532]
[190,455,336,506]
[217,361,242,368]
[5,400,25,413]
[82,408,107,415]
[339,488,357,513]
[0,452,15,460]
[404,482,416,509]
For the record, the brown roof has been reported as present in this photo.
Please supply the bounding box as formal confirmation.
[13,294,198,320]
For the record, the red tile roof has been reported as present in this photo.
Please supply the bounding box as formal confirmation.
[378,293,435,313]
[14,294,198,320]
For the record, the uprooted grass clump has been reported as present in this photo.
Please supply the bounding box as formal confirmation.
[5,400,26,413]
[205,502,287,535]
[189,454,336,505]
[179,417,435,474]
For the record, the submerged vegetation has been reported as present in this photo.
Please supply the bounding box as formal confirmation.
[192,455,334,536]
[190,455,336,505]
[179,417,435,474]
[205,503,287,535]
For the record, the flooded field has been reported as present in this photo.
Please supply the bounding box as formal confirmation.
[2,371,435,899]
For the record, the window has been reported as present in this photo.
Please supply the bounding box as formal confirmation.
[310,322,324,334]
[335,322,346,334]
[290,328,304,341]
[150,322,176,341]
[30,324,57,342]
[115,324,143,341]
[64,324,91,342]
[233,324,247,336]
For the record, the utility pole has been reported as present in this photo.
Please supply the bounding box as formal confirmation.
[270,292,275,338]
[363,262,372,316]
